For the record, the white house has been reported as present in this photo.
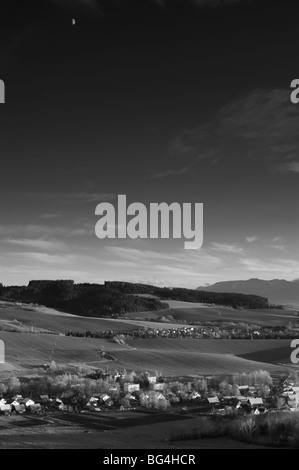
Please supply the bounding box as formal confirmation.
[147,376,157,384]
[189,391,201,400]
[150,383,165,392]
[0,404,12,414]
[155,392,165,400]
[89,397,100,403]
[11,400,21,407]
[100,394,110,402]
[23,398,35,407]
[124,383,140,393]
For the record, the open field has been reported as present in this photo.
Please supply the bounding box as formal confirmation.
[0,410,272,449]
[0,329,294,376]
[125,301,299,325]
[123,338,295,374]
[0,301,297,375]
[0,331,129,367]
[1,301,298,336]
[0,303,193,333]
[128,337,292,357]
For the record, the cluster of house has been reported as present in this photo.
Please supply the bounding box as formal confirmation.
[281,380,299,411]
[207,382,299,415]
[216,392,265,415]
[0,395,43,415]
[1,374,299,417]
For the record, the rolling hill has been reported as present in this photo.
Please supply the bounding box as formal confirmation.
[0,330,293,376]
[0,301,296,377]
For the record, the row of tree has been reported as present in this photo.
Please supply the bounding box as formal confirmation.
[0,280,169,317]
[104,281,269,309]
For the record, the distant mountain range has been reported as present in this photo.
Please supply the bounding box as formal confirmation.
[197,278,299,305]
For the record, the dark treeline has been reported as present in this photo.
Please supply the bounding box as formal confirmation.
[0,280,168,317]
[104,281,269,309]
[0,279,269,318]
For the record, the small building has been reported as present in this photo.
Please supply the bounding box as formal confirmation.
[49,398,65,410]
[247,397,263,408]
[238,385,249,394]
[155,392,165,401]
[236,396,248,403]
[29,403,42,414]
[89,397,100,403]
[13,404,26,414]
[99,394,110,403]
[147,376,157,384]
[124,383,140,393]
[22,398,35,407]
[207,396,220,405]
[12,394,23,401]
[11,400,21,407]
[0,404,12,415]
[149,383,165,392]
[85,402,100,412]
[124,393,136,401]
[40,395,50,404]
[189,391,201,400]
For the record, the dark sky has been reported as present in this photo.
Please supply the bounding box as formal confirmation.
[0,0,298,287]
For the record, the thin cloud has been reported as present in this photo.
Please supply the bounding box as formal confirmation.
[173,88,299,174]
[105,245,222,269]
[261,236,286,251]
[278,161,299,174]
[7,251,77,265]
[265,244,286,251]
[245,236,258,243]
[148,165,191,180]
[3,238,66,251]
[2,190,116,204]
[0,224,91,239]
[40,213,62,219]
[240,257,299,277]
[210,242,245,255]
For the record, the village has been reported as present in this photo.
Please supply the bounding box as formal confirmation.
[0,369,298,419]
